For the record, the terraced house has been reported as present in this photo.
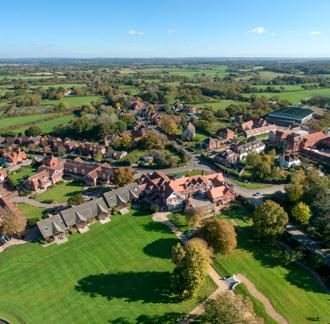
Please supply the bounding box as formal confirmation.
[37,183,142,243]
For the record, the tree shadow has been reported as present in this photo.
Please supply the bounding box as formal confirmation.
[109,312,185,324]
[236,227,326,294]
[76,271,180,304]
[143,221,172,234]
[143,238,178,259]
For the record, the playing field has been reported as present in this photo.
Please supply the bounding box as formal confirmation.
[0,210,216,324]
[214,212,330,323]
[41,95,104,107]
[0,113,59,129]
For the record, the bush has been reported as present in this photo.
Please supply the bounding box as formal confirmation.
[150,204,160,213]
[27,217,40,227]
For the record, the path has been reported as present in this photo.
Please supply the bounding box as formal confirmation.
[236,274,288,324]
[0,239,26,254]
[286,224,330,266]
[153,212,289,324]
[12,196,65,209]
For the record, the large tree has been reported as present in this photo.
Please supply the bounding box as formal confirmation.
[200,292,262,324]
[113,167,133,187]
[159,115,178,135]
[200,219,237,254]
[171,238,211,299]
[253,200,288,240]
[25,125,42,136]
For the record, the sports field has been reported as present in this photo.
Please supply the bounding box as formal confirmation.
[0,210,215,323]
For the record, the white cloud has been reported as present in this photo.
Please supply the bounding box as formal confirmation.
[248,26,266,34]
[310,31,321,36]
[128,30,144,36]
[168,28,176,34]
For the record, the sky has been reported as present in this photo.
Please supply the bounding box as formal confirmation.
[1,0,330,58]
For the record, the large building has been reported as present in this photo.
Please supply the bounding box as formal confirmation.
[267,106,314,126]
[139,171,235,212]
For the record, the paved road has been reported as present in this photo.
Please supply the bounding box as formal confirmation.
[286,224,330,266]
[12,196,65,209]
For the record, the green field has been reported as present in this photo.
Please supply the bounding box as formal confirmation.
[0,113,59,129]
[196,100,248,111]
[243,88,330,103]
[15,114,76,134]
[231,179,271,189]
[0,210,216,323]
[35,83,86,89]
[35,181,84,203]
[41,95,104,107]
[214,212,330,323]
[16,203,46,220]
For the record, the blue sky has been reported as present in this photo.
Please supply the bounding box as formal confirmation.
[1,0,330,58]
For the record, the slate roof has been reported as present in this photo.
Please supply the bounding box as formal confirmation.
[60,197,109,227]
[37,214,66,239]
[103,183,142,208]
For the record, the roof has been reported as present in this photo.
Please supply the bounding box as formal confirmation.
[268,106,313,120]
[60,197,109,227]
[103,183,142,208]
[37,214,66,239]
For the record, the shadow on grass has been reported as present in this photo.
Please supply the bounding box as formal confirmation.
[143,222,172,234]
[110,312,185,324]
[236,226,326,294]
[143,238,178,259]
[76,271,179,304]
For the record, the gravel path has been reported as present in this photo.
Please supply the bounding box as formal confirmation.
[236,274,288,324]
[12,196,65,208]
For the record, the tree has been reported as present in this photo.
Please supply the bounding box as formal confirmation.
[291,202,311,225]
[286,170,306,203]
[113,167,133,186]
[68,193,85,206]
[25,125,42,136]
[253,200,288,240]
[138,131,163,150]
[0,207,25,237]
[200,219,237,254]
[185,207,205,229]
[171,238,211,299]
[303,170,329,205]
[200,292,262,324]
[159,115,178,135]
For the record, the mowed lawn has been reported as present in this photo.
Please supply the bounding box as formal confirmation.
[196,100,248,111]
[16,203,46,220]
[214,220,330,323]
[0,210,216,323]
[35,181,84,203]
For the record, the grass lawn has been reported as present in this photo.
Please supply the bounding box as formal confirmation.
[16,203,46,220]
[8,166,37,187]
[168,169,209,178]
[0,210,216,324]
[35,181,84,203]
[214,211,330,323]
[232,178,271,189]
[41,95,104,108]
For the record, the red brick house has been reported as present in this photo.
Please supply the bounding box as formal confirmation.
[139,171,235,211]
[3,149,27,165]
[217,128,236,141]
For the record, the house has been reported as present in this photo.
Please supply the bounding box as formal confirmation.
[232,141,265,160]
[0,170,7,183]
[104,150,128,160]
[285,131,327,152]
[214,149,239,166]
[2,149,27,166]
[203,138,227,152]
[139,171,235,212]
[37,183,142,242]
[279,154,301,168]
[269,129,295,145]
[240,119,276,138]
[182,123,196,141]
[217,128,235,141]
[24,163,64,192]
[36,214,67,243]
